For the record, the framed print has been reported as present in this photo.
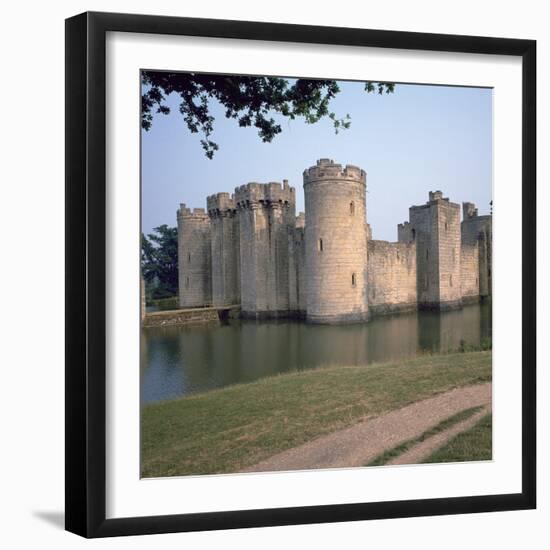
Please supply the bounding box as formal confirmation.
[65,11,536,538]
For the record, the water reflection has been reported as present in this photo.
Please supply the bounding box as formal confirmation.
[141,303,491,404]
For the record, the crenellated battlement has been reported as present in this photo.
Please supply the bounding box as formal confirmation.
[207,192,236,216]
[173,158,492,323]
[429,190,444,202]
[177,203,209,221]
[234,179,295,208]
[462,201,478,219]
[303,158,366,186]
[397,220,414,243]
[410,191,459,211]
[426,190,457,207]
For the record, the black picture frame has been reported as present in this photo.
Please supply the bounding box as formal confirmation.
[65,11,536,538]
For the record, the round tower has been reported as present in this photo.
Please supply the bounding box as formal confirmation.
[177,204,212,308]
[303,159,368,323]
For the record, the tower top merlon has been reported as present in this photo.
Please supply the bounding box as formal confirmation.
[425,190,460,208]
[303,158,366,186]
[462,201,478,219]
[409,190,459,212]
[234,181,295,207]
[177,203,209,221]
[207,192,235,214]
[428,190,445,202]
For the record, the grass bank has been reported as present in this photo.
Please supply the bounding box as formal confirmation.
[366,405,484,467]
[423,413,492,463]
[142,351,491,477]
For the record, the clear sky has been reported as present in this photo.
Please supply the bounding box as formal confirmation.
[141,79,492,241]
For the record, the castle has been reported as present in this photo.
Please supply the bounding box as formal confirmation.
[177,158,492,323]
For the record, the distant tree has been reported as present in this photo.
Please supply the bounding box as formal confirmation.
[141,225,178,299]
[142,72,394,158]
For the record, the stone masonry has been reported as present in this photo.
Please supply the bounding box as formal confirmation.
[207,193,240,307]
[461,202,492,299]
[304,160,368,323]
[367,240,417,316]
[177,159,492,322]
[177,204,212,308]
[400,191,462,310]
[235,180,296,318]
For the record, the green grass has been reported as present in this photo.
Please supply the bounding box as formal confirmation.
[423,413,492,464]
[148,296,179,309]
[141,351,491,477]
[456,337,492,353]
[367,406,484,467]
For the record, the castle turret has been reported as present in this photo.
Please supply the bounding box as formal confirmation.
[177,204,212,308]
[397,221,414,243]
[408,191,461,310]
[207,193,240,306]
[303,159,368,323]
[235,180,296,317]
[462,201,478,220]
[461,201,492,299]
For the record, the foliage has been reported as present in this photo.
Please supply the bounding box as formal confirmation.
[141,225,178,299]
[142,72,394,158]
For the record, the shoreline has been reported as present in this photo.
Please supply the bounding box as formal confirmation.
[141,350,492,478]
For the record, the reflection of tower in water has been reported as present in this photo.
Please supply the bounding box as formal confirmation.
[367,312,419,362]
[140,305,492,403]
[418,304,488,352]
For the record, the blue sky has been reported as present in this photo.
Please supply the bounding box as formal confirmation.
[141,78,492,241]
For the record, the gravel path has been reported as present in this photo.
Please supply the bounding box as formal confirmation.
[242,382,492,473]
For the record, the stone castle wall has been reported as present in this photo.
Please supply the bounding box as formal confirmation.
[461,206,492,298]
[367,240,417,315]
[478,225,492,298]
[460,242,480,302]
[288,213,307,316]
[174,160,492,324]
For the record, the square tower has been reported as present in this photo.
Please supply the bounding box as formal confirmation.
[408,191,461,310]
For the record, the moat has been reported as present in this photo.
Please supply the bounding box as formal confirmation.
[141,302,491,404]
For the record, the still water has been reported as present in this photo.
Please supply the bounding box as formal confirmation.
[141,303,491,404]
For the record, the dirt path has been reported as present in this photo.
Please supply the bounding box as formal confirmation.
[242,382,492,473]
